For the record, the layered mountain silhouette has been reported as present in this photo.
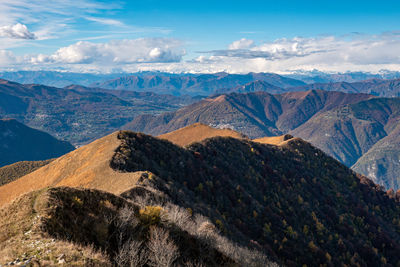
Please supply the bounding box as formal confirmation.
[291,78,400,97]
[286,71,400,84]
[0,119,73,167]
[0,79,193,145]
[0,70,123,88]
[92,72,306,96]
[1,127,399,266]
[215,80,286,95]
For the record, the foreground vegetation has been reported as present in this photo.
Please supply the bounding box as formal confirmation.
[0,186,273,266]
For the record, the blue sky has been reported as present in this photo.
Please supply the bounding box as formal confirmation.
[1,0,400,73]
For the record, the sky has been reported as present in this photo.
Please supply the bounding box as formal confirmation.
[1,0,400,73]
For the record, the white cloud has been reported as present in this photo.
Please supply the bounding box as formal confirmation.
[0,0,123,42]
[84,17,125,27]
[30,38,185,65]
[228,38,254,50]
[0,23,35,39]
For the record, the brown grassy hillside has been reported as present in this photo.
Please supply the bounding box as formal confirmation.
[158,123,247,146]
[253,134,293,145]
[0,159,53,186]
[0,132,142,207]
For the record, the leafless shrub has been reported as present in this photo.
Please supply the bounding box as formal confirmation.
[147,226,179,267]
[165,204,194,230]
[197,221,217,237]
[118,206,138,227]
[182,260,207,267]
[212,234,275,267]
[115,239,147,267]
[131,194,153,209]
[114,206,140,248]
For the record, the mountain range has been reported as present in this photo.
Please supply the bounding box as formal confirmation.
[124,90,373,137]
[286,70,400,84]
[0,71,124,88]
[1,127,399,266]
[95,73,400,97]
[91,72,306,96]
[291,79,400,97]
[124,90,400,190]
[3,70,400,97]
[3,70,400,89]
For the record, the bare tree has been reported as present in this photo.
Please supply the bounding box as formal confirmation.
[165,204,194,231]
[147,226,179,267]
[115,239,147,267]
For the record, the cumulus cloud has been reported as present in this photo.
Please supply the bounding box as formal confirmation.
[30,38,185,65]
[228,38,254,50]
[0,23,35,39]
[209,37,331,60]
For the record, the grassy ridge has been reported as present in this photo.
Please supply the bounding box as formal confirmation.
[0,160,53,186]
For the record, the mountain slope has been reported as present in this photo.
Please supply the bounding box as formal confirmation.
[124,90,373,138]
[291,97,400,189]
[0,119,74,167]
[1,129,399,266]
[0,79,191,145]
[215,80,286,95]
[352,122,400,190]
[111,131,400,266]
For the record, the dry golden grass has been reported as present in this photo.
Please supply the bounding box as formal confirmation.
[0,132,142,207]
[158,123,247,147]
[0,159,53,186]
[253,134,293,146]
[0,189,110,266]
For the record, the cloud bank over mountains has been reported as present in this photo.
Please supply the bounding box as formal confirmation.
[1,32,400,73]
